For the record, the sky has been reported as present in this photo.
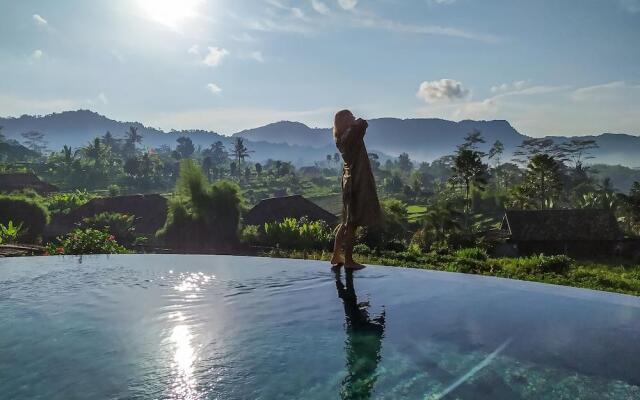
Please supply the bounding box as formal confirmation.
[0,0,639,136]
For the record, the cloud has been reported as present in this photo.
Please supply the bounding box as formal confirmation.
[231,33,257,42]
[202,47,229,67]
[338,0,357,10]
[33,14,48,25]
[571,81,628,101]
[98,93,109,104]
[311,0,331,14]
[416,79,470,103]
[250,51,265,62]
[618,0,640,13]
[354,14,501,43]
[491,80,527,93]
[431,0,456,4]
[187,44,200,55]
[0,94,78,117]
[206,83,223,94]
[31,49,44,60]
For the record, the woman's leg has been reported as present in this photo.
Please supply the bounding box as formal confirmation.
[331,224,346,266]
[344,224,365,270]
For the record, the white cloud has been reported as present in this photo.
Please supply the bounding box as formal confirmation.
[98,93,109,104]
[31,49,43,60]
[250,51,265,62]
[417,79,470,103]
[354,15,501,43]
[338,0,357,10]
[187,44,200,55]
[0,94,78,117]
[571,81,627,101]
[202,47,229,67]
[454,98,498,119]
[311,0,330,14]
[206,83,223,94]
[33,14,48,25]
[231,33,257,42]
[491,80,527,93]
[431,0,456,4]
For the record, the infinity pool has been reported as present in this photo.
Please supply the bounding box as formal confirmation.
[1,255,639,399]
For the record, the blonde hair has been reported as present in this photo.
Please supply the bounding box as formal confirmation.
[333,109,353,140]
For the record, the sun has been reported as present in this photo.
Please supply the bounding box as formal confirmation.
[137,0,203,30]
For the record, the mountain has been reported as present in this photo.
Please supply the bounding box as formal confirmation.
[0,110,337,165]
[2,110,640,168]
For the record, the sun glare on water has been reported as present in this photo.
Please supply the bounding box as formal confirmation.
[137,0,203,29]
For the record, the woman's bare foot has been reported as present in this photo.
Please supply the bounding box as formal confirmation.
[330,255,345,267]
[344,261,366,270]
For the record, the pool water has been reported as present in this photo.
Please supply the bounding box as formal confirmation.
[1,255,639,399]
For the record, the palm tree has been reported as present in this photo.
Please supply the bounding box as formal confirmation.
[82,138,107,167]
[232,138,253,180]
[124,126,143,156]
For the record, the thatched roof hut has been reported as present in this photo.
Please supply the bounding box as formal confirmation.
[245,195,338,226]
[500,209,622,256]
[0,172,58,194]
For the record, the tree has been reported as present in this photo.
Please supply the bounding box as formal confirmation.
[326,154,333,167]
[488,140,504,167]
[512,138,566,165]
[0,126,5,142]
[21,131,48,154]
[519,154,563,209]
[255,162,263,177]
[368,153,380,173]
[459,129,486,156]
[398,152,413,173]
[562,138,598,171]
[232,138,253,181]
[174,136,195,159]
[450,148,488,225]
[333,153,341,167]
[123,126,143,156]
[102,131,120,152]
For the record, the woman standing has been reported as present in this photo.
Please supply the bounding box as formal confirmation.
[331,110,381,270]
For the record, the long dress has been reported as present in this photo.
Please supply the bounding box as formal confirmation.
[336,120,382,228]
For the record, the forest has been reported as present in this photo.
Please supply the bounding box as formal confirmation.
[1,125,640,295]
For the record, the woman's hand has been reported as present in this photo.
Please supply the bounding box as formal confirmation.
[355,118,368,129]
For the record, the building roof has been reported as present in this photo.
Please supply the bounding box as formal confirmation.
[502,209,622,242]
[0,172,58,194]
[245,195,338,226]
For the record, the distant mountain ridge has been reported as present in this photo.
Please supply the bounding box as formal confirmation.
[1,110,639,167]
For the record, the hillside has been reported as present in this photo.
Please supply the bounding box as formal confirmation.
[2,110,640,167]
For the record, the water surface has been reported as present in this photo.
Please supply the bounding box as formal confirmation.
[1,255,639,399]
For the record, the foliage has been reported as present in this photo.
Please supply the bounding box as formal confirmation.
[455,247,488,261]
[45,228,129,255]
[157,160,242,250]
[0,195,49,243]
[0,221,23,244]
[81,212,136,246]
[245,217,333,251]
[43,190,97,215]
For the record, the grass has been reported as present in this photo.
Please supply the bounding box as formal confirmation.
[406,204,427,222]
[264,248,640,297]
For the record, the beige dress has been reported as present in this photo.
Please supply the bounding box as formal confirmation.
[336,120,382,227]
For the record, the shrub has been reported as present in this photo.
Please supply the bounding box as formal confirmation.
[107,184,121,197]
[43,190,96,215]
[157,160,242,250]
[46,228,129,255]
[81,212,135,246]
[261,217,333,251]
[535,255,573,274]
[241,225,260,244]
[0,221,23,244]
[0,195,49,243]
[455,247,489,261]
[353,243,371,255]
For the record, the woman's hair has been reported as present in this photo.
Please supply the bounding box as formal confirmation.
[333,109,353,140]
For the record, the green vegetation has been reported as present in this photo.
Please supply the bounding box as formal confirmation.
[0,195,49,243]
[81,212,136,246]
[157,160,242,250]
[0,221,23,244]
[243,217,333,251]
[45,228,129,255]
[267,249,640,296]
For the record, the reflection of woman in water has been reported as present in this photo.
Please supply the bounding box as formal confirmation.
[335,269,385,400]
[331,110,382,270]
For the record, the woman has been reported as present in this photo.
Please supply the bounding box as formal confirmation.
[331,110,381,270]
